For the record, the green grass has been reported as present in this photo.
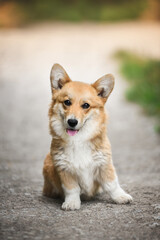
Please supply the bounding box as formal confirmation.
[114,50,160,132]
[11,0,147,24]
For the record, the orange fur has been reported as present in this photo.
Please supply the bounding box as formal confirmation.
[43,153,62,197]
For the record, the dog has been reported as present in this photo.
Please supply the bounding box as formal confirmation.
[42,64,132,210]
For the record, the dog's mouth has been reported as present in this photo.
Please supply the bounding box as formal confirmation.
[66,129,79,136]
[66,118,89,136]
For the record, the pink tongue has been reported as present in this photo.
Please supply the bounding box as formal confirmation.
[67,129,78,136]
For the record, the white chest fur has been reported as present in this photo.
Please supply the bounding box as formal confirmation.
[57,140,101,195]
[66,141,92,170]
[67,141,94,193]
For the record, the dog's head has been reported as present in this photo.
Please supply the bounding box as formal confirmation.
[49,64,114,140]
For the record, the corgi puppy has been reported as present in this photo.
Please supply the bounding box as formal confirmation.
[43,64,132,210]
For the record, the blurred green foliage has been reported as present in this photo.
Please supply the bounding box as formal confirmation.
[3,0,147,23]
[115,50,160,132]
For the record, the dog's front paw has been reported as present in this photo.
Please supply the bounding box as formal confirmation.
[61,200,81,211]
[112,190,133,204]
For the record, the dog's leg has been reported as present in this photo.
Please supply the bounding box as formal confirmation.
[100,163,133,204]
[43,178,61,198]
[59,171,81,210]
[43,179,54,197]
[43,153,62,198]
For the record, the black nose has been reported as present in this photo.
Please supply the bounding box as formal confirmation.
[67,119,78,128]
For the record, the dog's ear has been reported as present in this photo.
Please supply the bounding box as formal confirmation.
[92,74,115,101]
[50,64,71,92]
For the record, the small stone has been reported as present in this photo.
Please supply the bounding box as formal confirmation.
[149,222,159,228]
[24,193,31,196]
[153,216,160,220]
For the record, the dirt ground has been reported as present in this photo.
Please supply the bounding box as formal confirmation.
[0,22,160,240]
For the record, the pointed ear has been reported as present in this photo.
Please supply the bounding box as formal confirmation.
[92,74,115,100]
[50,64,71,91]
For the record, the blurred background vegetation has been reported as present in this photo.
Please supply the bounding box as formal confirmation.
[115,51,160,132]
[0,0,160,27]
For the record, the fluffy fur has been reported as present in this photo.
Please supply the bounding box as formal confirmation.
[43,64,132,210]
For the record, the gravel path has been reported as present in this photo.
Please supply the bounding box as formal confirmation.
[0,22,160,240]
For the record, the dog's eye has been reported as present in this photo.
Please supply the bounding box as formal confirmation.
[64,100,71,106]
[82,103,90,109]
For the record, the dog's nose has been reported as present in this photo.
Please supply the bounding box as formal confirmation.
[67,119,78,128]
